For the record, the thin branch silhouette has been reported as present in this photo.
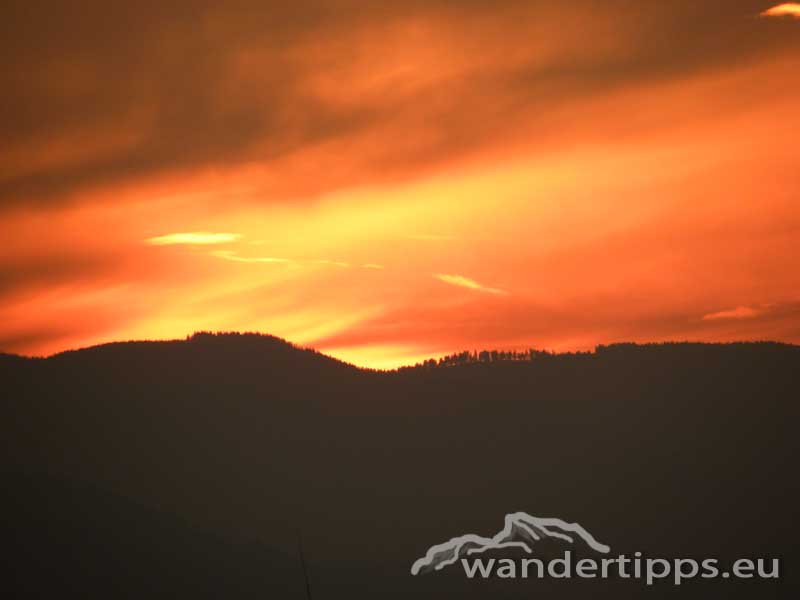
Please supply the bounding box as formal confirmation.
[297,529,313,600]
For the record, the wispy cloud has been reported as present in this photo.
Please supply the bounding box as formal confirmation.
[211,250,293,264]
[761,3,800,18]
[361,263,385,270]
[434,273,508,296]
[702,306,762,321]
[211,251,353,268]
[145,232,242,246]
[311,259,350,268]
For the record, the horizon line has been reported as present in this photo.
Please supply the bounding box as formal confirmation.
[1,330,797,372]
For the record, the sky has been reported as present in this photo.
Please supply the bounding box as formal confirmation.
[1,1,800,368]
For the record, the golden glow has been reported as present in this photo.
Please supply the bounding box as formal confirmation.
[211,250,294,264]
[2,3,800,368]
[146,232,243,246]
[435,274,508,296]
[762,3,800,18]
[702,307,762,321]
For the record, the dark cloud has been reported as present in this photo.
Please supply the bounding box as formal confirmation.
[0,254,113,298]
[0,312,131,357]
[1,1,797,207]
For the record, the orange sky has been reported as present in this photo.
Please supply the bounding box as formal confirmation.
[1,1,800,368]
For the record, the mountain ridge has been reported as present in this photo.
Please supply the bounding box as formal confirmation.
[2,331,798,372]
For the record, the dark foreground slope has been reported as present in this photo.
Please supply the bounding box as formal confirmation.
[2,334,799,599]
[5,471,297,599]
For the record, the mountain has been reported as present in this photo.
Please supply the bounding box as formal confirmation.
[2,335,799,598]
[33,331,356,376]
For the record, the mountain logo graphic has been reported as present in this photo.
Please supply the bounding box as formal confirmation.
[411,512,611,575]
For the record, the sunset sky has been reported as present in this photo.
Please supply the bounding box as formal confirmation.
[2,1,799,368]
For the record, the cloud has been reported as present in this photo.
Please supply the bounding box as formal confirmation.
[3,1,800,208]
[361,263,384,270]
[311,259,350,268]
[211,250,293,264]
[210,251,351,268]
[0,253,114,298]
[702,306,762,321]
[761,3,800,18]
[434,274,507,296]
[145,232,242,246]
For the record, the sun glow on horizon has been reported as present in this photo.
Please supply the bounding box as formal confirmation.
[2,2,800,368]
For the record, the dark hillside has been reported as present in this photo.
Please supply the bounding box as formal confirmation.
[2,335,799,598]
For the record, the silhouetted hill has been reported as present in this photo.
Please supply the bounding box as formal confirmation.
[2,335,799,598]
[46,331,356,375]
